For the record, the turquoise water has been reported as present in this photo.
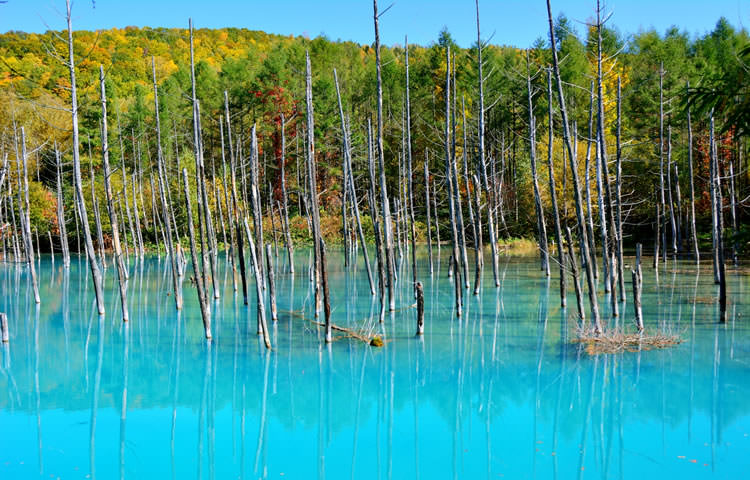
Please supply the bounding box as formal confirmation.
[0,248,748,480]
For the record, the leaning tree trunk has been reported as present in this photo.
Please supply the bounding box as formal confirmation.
[546,0,601,333]
[99,66,129,321]
[66,0,105,315]
[525,51,550,276]
[19,128,40,304]
[182,168,211,340]
[546,71,566,308]
[334,69,375,295]
[152,58,182,310]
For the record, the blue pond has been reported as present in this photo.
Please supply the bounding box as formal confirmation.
[0,248,748,479]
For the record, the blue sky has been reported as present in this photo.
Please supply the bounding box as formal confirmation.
[0,0,746,47]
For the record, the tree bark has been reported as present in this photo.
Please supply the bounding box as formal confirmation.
[182,168,212,340]
[99,66,130,321]
[66,0,105,315]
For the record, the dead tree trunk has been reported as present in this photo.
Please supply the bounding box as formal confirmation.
[547,70,566,307]
[55,144,70,267]
[565,226,585,321]
[334,70,375,295]
[526,52,550,276]
[279,113,295,273]
[151,59,182,310]
[444,45,463,317]
[615,77,626,302]
[367,120,386,302]
[686,82,699,264]
[405,37,418,296]
[374,0,396,311]
[305,51,324,317]
[476,0,500,287]
[424,158,434,274]
[265,244,277,322]
[66,0,105,315]
[182,168,212,340]
[633,243,643,332]
[99,66,130,321]
[583,83,598,279]
[19,128,40,304]
[546,0,601,332]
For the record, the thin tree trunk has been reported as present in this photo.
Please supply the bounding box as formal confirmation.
[546,0,601,333]
[55,144,71,268]
[633,243,643,332]
[66,0,105,315]
[265,244,277,322]
[686,82,699,264]
[151,59,182,310]
[526,51,550,276]
[565,226,585,321]
[279,113,294,273]
[444,45,463,318]
[547,71,566,307]
[583,83,598,279]
[99,66,130,321]
[334,70,375,295]
[615,78,626,302]
[182,168,212,339]
[374,0,396,311]
[424,158,433,274]
[406,38,418,296]
[476,0,499,287]
[305,51,323,317]
[19,128,40,304]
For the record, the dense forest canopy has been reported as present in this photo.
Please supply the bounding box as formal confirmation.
[0,12,747,250]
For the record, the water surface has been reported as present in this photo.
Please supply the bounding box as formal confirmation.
[0,249,748,479]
